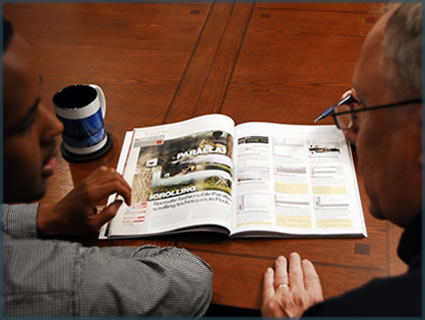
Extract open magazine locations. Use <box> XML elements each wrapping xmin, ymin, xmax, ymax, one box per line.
<box><xmin>99</xmin><ymin>114</ymin><xmax>367</xmax><ymax>239</ymax></box>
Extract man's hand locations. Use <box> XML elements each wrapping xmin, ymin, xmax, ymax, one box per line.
<box><xmin>341</xmin><ymin>89</ymin><xmax>358</xmax><ymax>145</ymax></box>
<box><xmin>261</xmin><ymin>252</ymin><xmax>324</xmax><ymax>318</ymax></box>
<box><xmin>38</xmin><ymin>166</ymin><xmax>132</xmax><ymax>237</ymax></box>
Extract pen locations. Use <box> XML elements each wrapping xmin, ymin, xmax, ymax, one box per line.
<box><xmin>314</xmin><ymin>94</ymin><xmax>355</xmax><ymax>123</ymax></box>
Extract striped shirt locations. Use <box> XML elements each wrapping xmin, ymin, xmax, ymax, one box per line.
<box><xmin>2</xmin><ymin>203</ymin><xmax>212</xmax><ymax>317</ymax></box>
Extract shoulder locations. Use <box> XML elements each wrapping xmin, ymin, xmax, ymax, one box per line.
<box><xmin>303</xmin><ymin>266</ymin><xmax>421</xmax><ymax>317</ymax></box>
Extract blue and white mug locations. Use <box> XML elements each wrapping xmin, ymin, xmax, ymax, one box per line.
<box><xmin>53</xmin><ymin>84</ymin><xmax>107</xmax><ymax>155</ymax></box>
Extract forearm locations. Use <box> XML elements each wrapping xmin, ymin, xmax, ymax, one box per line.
<box><xmin>80</xmin><ymin>245</ymin><xmax>213</xmax><ymax>317</ymax></box>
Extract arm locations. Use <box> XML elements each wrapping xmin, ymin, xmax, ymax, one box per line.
<box><xmin>3</xmin><ymin>238</ymin><xmax>212</xmax><ymax>317</ymax></box>
<box><xmin>79</xmin><ymin>245</ymin><xmax>213</xmax><ymax>317</ymax></box>
<box><xmin>3</xmin><ymin>166</ymin><xmax>131</xmax><ymax>239</ymax></box>
<box><xmin>261</xmin><ymin>252</ymin><xmax>323</xmax><ymax>318</ymax></box>
<box><xmin>37</xmin><ymin>166</ymin><xmax>132</xmax><ymax>237</ymax></box>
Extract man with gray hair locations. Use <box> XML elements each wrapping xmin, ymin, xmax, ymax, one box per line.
<box><xmin>261</xmin><ymin>3</ymin><xmax>422</xmax><ymax>317</ymax></box>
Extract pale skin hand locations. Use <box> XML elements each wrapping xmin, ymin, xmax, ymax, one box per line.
<box><xmin>261</xmin><ymin>252</ymin><xmax>324</xmax><ymax>318</ymax></box>
<box><xmin>38</xmin><ymin>166</ymin><xmax>132</xmax><ymax>237</ymax></box>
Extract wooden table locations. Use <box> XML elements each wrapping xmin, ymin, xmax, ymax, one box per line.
<box><xmin>5</xmin><ymin>2</ymin><xmax>407</xmax><ymax>312</ymax></box>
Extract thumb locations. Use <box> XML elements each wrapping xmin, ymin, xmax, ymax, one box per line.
<box><xmin>95</xmin><ymin>200</ymin><xmax>123</xmax><ymax>228</ymax></box>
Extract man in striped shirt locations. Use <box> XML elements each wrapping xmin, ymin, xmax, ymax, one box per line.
<box><xmin>2</xmin><ymin>18</ymin><xmax>212</xmax><ymax>317</ymax></box>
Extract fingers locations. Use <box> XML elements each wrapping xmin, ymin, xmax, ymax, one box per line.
<box><xmin>263</xmin><ymin>267</ymin><xmax>275</xmax><ymax>302</ymax></box>
<box><xmin>99</xmin><ymin>167</ymin><xmax>132</xmax><ymax>205</ymax></box>
<box><xmin>90</xmin><ymin>181</ymin><xmax>131</xmax><ymax>206</ymax></box>
<box><xmin>288</xmin><ymin>252</ymin><xmax>304</xmax><ymax>290</ymax></box>
<box><xmin>80</xmin><ymin>166</ymin><xmax>132</xmax><ymax>206</ymax></box>
<box><xmin>261</xmin><ymin>253</ymin><xmax>322</xmax><ymax>318</ymax></box>
<box><xmin>274</xmin><ymin>256</ymin><xmax>288</xmax><ymax>288</ymax></box>
<box><xmin>270</xmin><ymin>252</ymin><xmax>319</xmax><ymax>292</ymax></box>
<box><xmin>89</xmin><ymin>166</ymin><xmax>130</xmax><ymax>189</ymax></box>
<box><xmin>341</xmin><ymin>89</ymin><xmax>352</xmax><ymax>99</ymax></box>
<box><xmin>94</xmin><ymin>200</ymin><xmax>123</xmax><ymax>228</ymax></box>
<box><xmin>302</xmin><ymin>259</ymin><xmax>324</xmax><ymax>302</ymax></box>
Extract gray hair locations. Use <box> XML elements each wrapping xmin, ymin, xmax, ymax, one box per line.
<box><xmin>384</xmin><ymin>3</ymin><xmax>422</xmax><ymax>97</ymax></box>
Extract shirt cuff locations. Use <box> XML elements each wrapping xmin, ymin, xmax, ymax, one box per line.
<box><xmin>2</xmin><ymin>203</ymin><xmax>39</xmax><ymax>239</ymax></box>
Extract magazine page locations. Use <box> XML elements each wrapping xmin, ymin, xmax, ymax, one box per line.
<box><xmin>232</xmin><ymin>122</ymin><xmax>366</xmax><ymax>237</ymax></box>
<box><xmin>104</xmin><ymin>114</ymin><xmax>236</xmax><ymax>238</ymax></box>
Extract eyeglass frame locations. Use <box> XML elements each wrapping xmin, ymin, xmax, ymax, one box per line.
<box><xmin>330</xmin><ymin>94</ymin><xmax>422</xmax><ymax>130</ymax></box>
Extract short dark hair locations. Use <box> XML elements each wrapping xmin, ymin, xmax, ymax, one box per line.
<box><xmin>3</xmin><ymin>18</ymin><xmax>14</xmax><ymax>53</ymax></box>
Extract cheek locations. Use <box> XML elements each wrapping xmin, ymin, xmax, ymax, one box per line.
<box><xmin>355</xmin><ymin>121</ymin><xmax>377</xmax><ymax>176</ymax></box>
<box><xmin>4</xmin><ymin>134</ymin><xmax>43</xmax><ymax>187</ymax></box>
<box><xmin>354</xmin><ymin>119</ymin><xmax>385</xmax><ymax>200</ymax></box>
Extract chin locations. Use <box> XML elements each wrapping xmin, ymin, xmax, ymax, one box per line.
<box><xmin>4</xmin><ymin>183</ymin><xmax>46</xmax><ymax>204</ymax></box>
<box><xmin>370</xmin><ymin>210</ymin><xmax>385</xmax><ymax>221</ymax></box>
<box><xmin>19</xmin><ymin>191</ymin><xmax>46</xmax><ymax>203</ymax></box>
<box><xmin>31</xmin><ymin>182</ymin><xmax>48</xmax><ymax>202</ymax></box>
<box><xmin>368</xmin><ymin>201</ymin><xmax>386</xmax><ymax>221</ymax></box>
<box><xmin>29</xmin><ymin>189</ymin><xmax>47</xmax><ymax>202</ymax></box>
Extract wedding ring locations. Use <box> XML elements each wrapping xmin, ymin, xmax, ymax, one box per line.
<box><xmin>276</xmin><ymin>283</ymin><xmax>289</xmax><ymax>289</ymax></box>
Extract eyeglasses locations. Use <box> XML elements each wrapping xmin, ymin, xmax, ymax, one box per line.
<box><xmin>329</xmin><ymin>94</ymin><xmax>422</xmax><ymax>130</ymax></box>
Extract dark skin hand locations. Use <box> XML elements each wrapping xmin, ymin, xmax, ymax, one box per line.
<box><xmin>38</xmin><ymin>166</ymin><xmax>132</xmax><ymax>237</ymax></box>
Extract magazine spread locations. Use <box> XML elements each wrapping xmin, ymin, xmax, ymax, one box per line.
<box><xmin>99</xmin><ymin>114</ymin><xmax>367</xmax><ymax>239</ymax></box>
